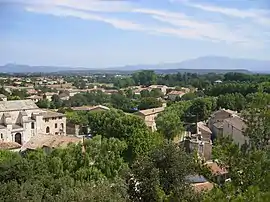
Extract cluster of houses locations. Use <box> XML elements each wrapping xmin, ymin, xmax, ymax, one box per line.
<box><xmin>182</xmin><ymin>108</ymin><xmax>247</xmax><ymax>162</ymax></box>
<box><xmin>0</xmin><ymin>97</ymin><xmax>247</xmax><ymax>193</ymax></box>
<box><xmin>0</xmin><ymin>76</ymin><xmax>243</xmax><ymax>193</ymax></box>
<box><xmin>1</xmin><ymin>74</ymin><xmax>193</xmax><ymax>106</ymax></box>
<box><xmin>131</xmin><ymin>106</ymin><xmax>246</xmax><ymax>191</ymax></box>
<box><xmin>132</xmin><ymin>85</ymin><xmax>190</xmax><ymax>101</ymax></box>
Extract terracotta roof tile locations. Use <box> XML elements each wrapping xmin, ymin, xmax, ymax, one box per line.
<box><xmin>205</xmin><ymin>161</ymin><xmax>228</xmax><ymax>175</ymax></box>
<box><xmin>136</xmin><ymin>107</ymin><xmax>164</xmax><ymax>116</ymax></box>
<box><xmin>167</xmin><ymin>90</ymin><xmax>185</xmax><ymax>95</ymax></box>
<box><xmin>0</xmin><ymin>141</ymin><xmax>21</xmax><ymax>150</ymax></box>
<box><xmin>192</xmin><ymin>182</ymin><xmax>214</xmax><ymax>192</ymax></box>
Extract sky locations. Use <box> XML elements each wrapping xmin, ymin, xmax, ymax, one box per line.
<box><xmin>0</xmin><ymin>0</ymin><xmax>270</xmax><ymax>68</ymax></box>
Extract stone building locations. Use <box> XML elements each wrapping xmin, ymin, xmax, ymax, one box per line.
<box><xmin>0</xmin><ymin>100</ymin><xmax>66</xmax><ymax>145</ymax></box>
<box><xmin>197</xmin><ymin>121</ymin><xmax>212</xmax><ymax>141</ymax></box>
<box><xmin>223</xmin><ymin>115</ymin><xmax>248</xmax><ymax>147</ymax></box>
<box><xmin>181</xmin><ymin>133</ymin><xmax>212</xmax><ymax>161</ymax></box>
<box><xmin>134</xmin><ymin>107</ymin><xmax>164</xmax><ymax>131</ymax></box>
<box><xmin>208</xmin><ymin>108</ymin><xmax>238</xmax><ymax>138</ymax></box>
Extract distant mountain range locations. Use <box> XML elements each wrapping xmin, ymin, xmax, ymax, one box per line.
<box><xmin>0</xmin><ymin>64</ymin><xmax>88</xmax><ymax>73</ymax></box>
<box><xmin>1</xmin><ymin>56</ymin><xmax>269</xmax><ymax>74</ymax></box>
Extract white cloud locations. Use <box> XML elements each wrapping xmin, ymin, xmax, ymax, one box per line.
<box><xmin>25</xmin><ymin>5</ymin><xmax>208</xmax><ymax>41</ymax></box>
<box><xmin>0</xmin><ymin>0</ymin><xmax>134</xmax><ymax>12</ymax></box>
<box><xmin>181</xmin><ymin>1</ymin><xmax>270</xmax><ymax>26</ymax></box>
<box><xmin>26</xmin><ymin>6</ymin><xmax>144</xmax><ymax>31</ymax></box>
<box><xmin>134</xmin><ymin>8</ymin><xmax>260</xmax><ymax>45</ymax></box>
<box><xmin>3</xmin><ymin>0</ymin><xmax>268</xmax><ymax>48</ymax></box>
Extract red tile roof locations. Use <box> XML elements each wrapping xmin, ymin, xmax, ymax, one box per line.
<box><xmin>205</xmin><ymin>161</ymin><xmax>228</xmax><ymax>175</ymax></box>
<box><xmin>167</xmin><ymin>90</ymin><xmax>185</xmax><ymax>95</ymax></box>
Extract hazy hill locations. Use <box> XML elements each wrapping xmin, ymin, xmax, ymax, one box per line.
<box><xmin>109</xmin><ymin>56</ymin><xmax>270</xmax><ymax>73</ymax></box>
<box><xmin>0</xmin><ymin>64</ymin><xmax>87</xmax><ymax>73</ymax></box>
<box><xmin>1</xmin><ymin>56</ymin><xmax>269</xmax><ymax>74</ymax></box>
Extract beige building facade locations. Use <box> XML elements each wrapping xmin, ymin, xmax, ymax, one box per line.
<box><xmin>0</xmin><ymin>100</ymin><xmax>66</xmax><ymax>145</ymax></box>
<box><xmin>134</xmin><ymin>107</ymin><xmax>164</xmax><ymax>131</ymax></box>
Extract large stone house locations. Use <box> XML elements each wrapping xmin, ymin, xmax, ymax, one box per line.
<box><xmin>208</xmin><ymin>109</ymin><xmax>238</xmax><ymax>138</ymax></box>
<box><xmin>208</xmin><ymin>108</ymin><xmax>249</xmax><ymax>147</ymax></box>
<box><xmin>134</xmin><ymin>107</ymin><xmax>164</xmax><ymax>131</ymax></box>
<box><xmin>223</xmin><ymin>115</ymin><xmax>248</xmax><ymax>147</ymax></box>
<box><xmin>0</xmin><ymin>100</ymin><xmax>66</xmax><ymax>145</ymax></box>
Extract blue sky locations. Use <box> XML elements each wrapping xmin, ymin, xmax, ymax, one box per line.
<box><xmin>0</xmin><ymin>0</ymin><xmax>270</xmax><ymax>68</ymax></box>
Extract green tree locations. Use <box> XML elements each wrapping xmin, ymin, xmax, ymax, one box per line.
<box><xmin>188</xmin><ymin>97</ymin><xmax>216</xmax><ymax>122</ymax></box>
<box><xmin>88</xmin><ymin>110</ymin><xmax>160</xmax><ymax>162</ymax></box>
<box><xmin>51</xmin><ymin>94</ymin><xmax>63</xmax><ymax>109</ymax></box>
<box><xmin>156</xmin><ymin>110</ymin><xmax>184</xmax><ymax>140</ymax></box>
<box><xmin>0</xmin><ymin>136</ymin><xmax>129</xmax><ymax>201</ymax></box>
<box><xmin>140</xmin><ymin>89</ymin><xmax>150</xmax><ymax>97</ymax></box>
<box><xmin>150</xmin><ymin>88</ymin><xmax>164</xmax><ymax>98</ymax></box>
<box><xmin>138</xmin><ymin>97</ymin><xmax>162</xmax><ymax>110</ymax></box>
<box><xmin>132</xmin><ymin>70</ymin><xmax>157</xmax><ymax>86</ymax></box>
<box><xmin>128</xmin><ymin>142</ymin><xmax>201</xmax><ymax>201</ymax></box>
<box><xmin>36</xmin><ymin>98</ymin><xmax>50</xmax><ymax>108</ymax></box>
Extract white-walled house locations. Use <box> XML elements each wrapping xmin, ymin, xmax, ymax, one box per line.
<box><xmin>0</xmin><ymin>100</ymin><xmax>66</xmax><ymax>145</ymax></box>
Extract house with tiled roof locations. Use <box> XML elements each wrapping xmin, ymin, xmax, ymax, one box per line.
<box><xmin>205</xmin><ymin>161</ymin><xmax>229</xmax><ymax>184</ymax></box>
<box><xmin>134</xmin><ymin>107</ymin><xmax>164</xmax><ymax>131</ymax></box>
<box><xmin>223</xmin><ymin>115</ymin><xmax>248</xmax><ymax>147</ymax></box>
<box><xmin>71</xmin><ymin>105</ymin><xmax>109</xmax><ymax>112</ymax></box>
<box><xmin>208</xmin><ymin>108</ymin><xmax>238</xmax><ymax>138</ymax></box>
<box><xmin>0</xmin><ymin>141</ymin><xmax>21</xmax><ymax>151</ymax></box>
<box><xmin>20</xmin><ymin>134</ymin><xmax>82</xmax><ymax>153</ymax></box>
<box><xmin>197</xmin><ymin>121</ymin><xmax>212</xmax><ymax>141</ymax></box>
<box><xmin>167</xmin><ymin>90</ymin><xmax>186</xmax><ymax>101</ymax></box>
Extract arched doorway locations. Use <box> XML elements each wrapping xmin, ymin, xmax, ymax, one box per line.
<box><xmin>46</xmin><ymin>126</ymin><xmax>50</xmax><ymax>133</ymax></box>
<box><xmin>15</xmin><ymin>133</ymin><xmax>22</xmax><ymax>145</ymax></box>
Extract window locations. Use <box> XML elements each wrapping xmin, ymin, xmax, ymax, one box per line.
<box><xmin>60</xmin><ymin>123</ymin><xmax>64</xmax><ymax>130</ymax></box>
<box><xmin>31</xmin><ymin>122</ymin><xmax>35</xmax><ymax>129</ymax></box>
<box><xmin>0</xmin><ymin>133</ymin><xmax>3</xmax><ymax>139</ymax></box>
<box><xmin>46</xmin><ymin>126</ymin><xmax>50</xmax><ymax>133</ymax></box>
<box><xmin>55</xmin><ymin>123</ymin><xmax>57</xmax><ymax>128</ymax></box>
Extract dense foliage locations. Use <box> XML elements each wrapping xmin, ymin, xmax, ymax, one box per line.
<box><xmin>2</xmin><ymin>71</ymin><xmax>270</xmax><ymax>201</ymax></box>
